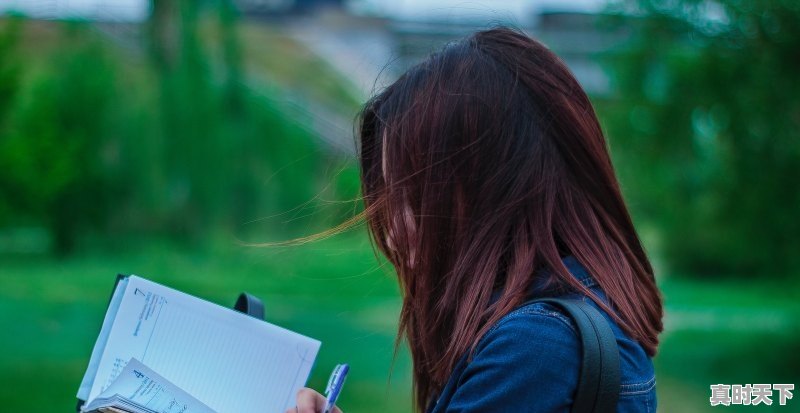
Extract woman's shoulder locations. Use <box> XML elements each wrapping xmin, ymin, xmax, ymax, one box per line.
<box><xmin>488</xmin><ymin>300</ymin><xmax>579</xmax><ymax>336</ymax></box>
<box><xmin>486</xmin><ymin>294</ymin><xmax>656</xmax><ymax>380</ymax></box>
<box><xmin>475</xmin><ymin>296</ymin><xmax>657</xmax><ymax>411</ymax></box>
<box><xmin>513</xmin><ymin>255</ymin><xmax>657</xmax><ymax>381</ymax></box>
<box><xmin>430</xmin><ymin>301</ymin><xmax>584</xmax><ymax>413</ymax></box>
<box><xmin>476</xmin><ymin>257</ymin><xmax>658</xmax><ymax>411</ymax></box>
<box><xmin>430</xmin><ymin>258</ymin><xmax>657</xmax><ymax>413</ymax></box>
<box><xmin>479</xmin><ymin>300</ymin><xmax>581</xmax><ymax>357</ymax></box>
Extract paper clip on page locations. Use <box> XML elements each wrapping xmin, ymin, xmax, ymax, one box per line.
<box><xmin>323</xmin><ymin>364</ymin><xmax>349</xmax><ymax>413</ymax></box>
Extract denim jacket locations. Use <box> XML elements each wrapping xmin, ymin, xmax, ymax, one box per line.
<box><xmin>427</xmin><ymin>256</ymin><xmax>657</xmax><ymax>413</ymax></box>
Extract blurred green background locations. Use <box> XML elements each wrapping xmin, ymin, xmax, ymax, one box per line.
<box><xmin>0</xmin><ymin>0</ymin><xmax>798</xmax><ymax>412</ymax></box>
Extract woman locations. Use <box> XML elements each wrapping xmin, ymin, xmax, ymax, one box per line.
<box><xmin>288</xmin><ymin>27</ymin><xmax>663</xmax><ymax>413</ymax></box>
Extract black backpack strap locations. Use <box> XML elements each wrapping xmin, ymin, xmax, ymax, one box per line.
<box><xmin>527</xmin><ymin>298</ymin><xmax>621</xmax><ymax>413</ymax></box>
<box><xmin>234</xmin><ymin>292</ymin><xmax>265</xmax><ymax>320</ymax></box>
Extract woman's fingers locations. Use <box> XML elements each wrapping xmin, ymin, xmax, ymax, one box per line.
<box><xmin>286</xmin><ymin>387</ymin><xmax>342</xmax><ymax>413</ymax></box>
<box><xmin>296</xmin><ymin>387</ymin><xmax>325</xmax><ymax>413</ymax></box>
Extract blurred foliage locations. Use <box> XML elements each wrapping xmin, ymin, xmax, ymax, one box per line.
<box><xmin>0</xmin><ymin>17</ymin><xmax>22</xmax><ymax>228</ymax></box>
<box><xmin>0</xmin><ymin>22</ymin><xmax>121</xmax><ymax>254</ymax></box>
<box><xmin>0</xmin><ymin>0</ymin><xmax>796</xmax><ymax>275</ymax></box>
<box><xmin>0</xmin><ymin>1</ymin><xmax>358</xmax><ymax>255</ymax></box>
<box><xmin>601</xmin><ymin>0</ymin><xmax>800</xmax><ymax>277</ymax></box>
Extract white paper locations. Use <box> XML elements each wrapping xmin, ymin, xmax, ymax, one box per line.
<box><xmin>84</xmin><ymin>276</ymin><xmax>320</xmax><ymax>413</ymax></box>
<box><xmin>84</xmin><ymin>358</ymin><xmax>217</xmax><ymax>413</ymax></box>
<box><xmin>78</xmin><ymin>277</ymin><xmax>130</xmax><ymax>401</ymax></box>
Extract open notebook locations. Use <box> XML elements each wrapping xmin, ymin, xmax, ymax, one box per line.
<box><xmin>77</xmin><ymin>275</ymin><xmax>321</xmax><ymax>413</ymax></box>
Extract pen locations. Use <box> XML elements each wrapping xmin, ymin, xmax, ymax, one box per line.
<box><xmin>323</xmin><ymin>364</ymin><xmax>349</xmax><ymax>413</ymax></box>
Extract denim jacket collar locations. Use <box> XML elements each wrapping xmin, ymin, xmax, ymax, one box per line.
<box><xmin>488</xmin><ymin>255</ymin><xmax>597</xmax><ymax>305</ymax></box>
<box><xmin>529</xmin><ymin>255</ymin><xmax>598</xmax><ymax>295</ymax></box>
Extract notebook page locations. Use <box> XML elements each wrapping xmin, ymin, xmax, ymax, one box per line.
<box><xmin>78</xmin><ymin>277</ymin><xmax>130</xmax><ymax>401</ymax></box>
<box><xmin>84</xmin><ymin>358</ymin><xmax>216</xmax><ymax>413</ymax></box>
<box><xmin>86</xmin><ymin>276</ymin><xmax>320</xmax><ymax>413</ymax></box>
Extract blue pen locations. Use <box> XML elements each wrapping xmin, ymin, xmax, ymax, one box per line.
<box><xmin>323</xmin><ymin>364</ymin><xmax>349</xmax><ymax>413</ymax></box>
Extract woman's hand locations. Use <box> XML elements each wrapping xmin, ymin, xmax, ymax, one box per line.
<box><xmin>284</xmin><ymin>387</ymin><xmax>343</xmax><ymax>413</ymax></box>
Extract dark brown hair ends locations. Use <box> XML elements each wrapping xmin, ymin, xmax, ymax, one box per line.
<box><xmin>357</xmin><ymin>27</ymin><xmax>663</xmax><ymax>412</ymax></box>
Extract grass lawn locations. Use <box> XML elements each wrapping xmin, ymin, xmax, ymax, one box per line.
<box><xmin>0</xmin><ymin>233</ymin><xmax>411</xmax><ymax>413</ymax></box>
<box><xmin>0</xmin><ymin>233</ymin><xmax>798</xmax><ymax>412</ymax></box>
<box><xmin>656</xmin><ymin>276</ymin><xmax>800</xmax><ymax>412</ymax></box>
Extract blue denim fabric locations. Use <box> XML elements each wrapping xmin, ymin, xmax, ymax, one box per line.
<box><xmin>427</xmin><ymin>256</ymin><xmax>657</xmax><ymax>413</ymax></box>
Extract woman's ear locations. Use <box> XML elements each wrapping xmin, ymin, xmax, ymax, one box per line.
<box><xmin>383</xmin><ymin>192</ymin><xmax>418</xmax><ymax>271</ymax></box>
<box><xmin>402</xmin><ymin>199</ymin><xmax>418</xmax><ymax>269</ymax></box>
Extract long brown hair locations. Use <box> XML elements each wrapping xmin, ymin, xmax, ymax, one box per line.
<box><xmin>357</xmin><ymin>27</ymin><xmax>663</xmax><ymax>411</ymax></box>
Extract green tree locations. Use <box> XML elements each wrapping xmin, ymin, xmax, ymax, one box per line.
<box><xmin>0</xmin><ymin>3</ymin><xmax>348</xmax><ymax>254</ymax></box>
<box><xmin>603</xmin><ymin>0</ymin><xmax>800</xmax><ymax>276</ymax></box>
<box><xmin>0</xmin><ymin>17</ymin><xmax>23</xmax><ymax>225</ymax></box>
<box><xmin>144</xmin><ymin>0</ymin><xmax>330</xmax><ymax>241</ymax></box>
<box><xmin>0</xmin><ymin>23</ymin><xmax>121</xmax><ymax>254</ymax></box>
